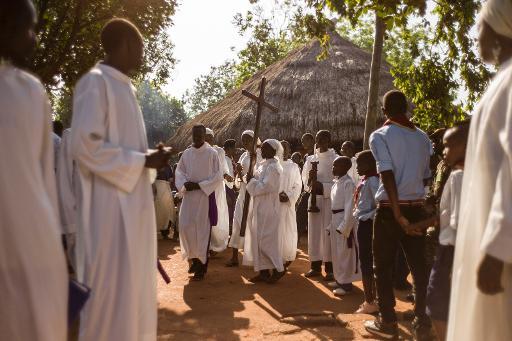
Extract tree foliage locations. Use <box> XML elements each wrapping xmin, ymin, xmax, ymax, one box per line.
<box><xmin>137</xmin><ymin>81</ymin><xmax>188</xmax><ymax>147</ymax></box>
<box><xmin>296</xmin><ymin>0</ymin><xmax>491</xmax><ymax>130</ymax></box>
<box><xmin>32</xmin><ymin>0</ymin><xmax>178</xmax><ymax>89</ymax></box>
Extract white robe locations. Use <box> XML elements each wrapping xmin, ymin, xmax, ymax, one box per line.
<box><xmin>244</xmin><ymin>159</ymin><xmax>284</xmax><ymax>272</ymax></box>
<box><xmin>447</xmin><ymin>59</ymin><xmax>512</xmax><ymax>341</ymax></box>
<box><xmin>0</xmin><ymin>64</ymin><xmax>68</xmax><ymax>341</ymax></box>
<box><xmin>70</xmin><ymin>63</ymin><xmax>156</xmax><ymax>341</ymax></box>
<box><xmin>229</xmin><ymin>150</ymin><xmax>261</xmax><ymax>249</ymax></box>
<box><xmin>154</xmin><ymin>179</ymin><xmax>174</xmax><ymax>230</ymax></box>
<box><xmin>330</xmin><ymin>175</ymin><xmax>361</xmax><ymax>284</ymax></box>
<box><xmin>225</xmin><ymin>154</ymin><xmax>235</xmax><ymax>189</ymax></box>
<box><xmin>210</xmin><ymin>145</ymin><xmax>230</xmax><ymax>252</ymax></box>
<box><xmin>175</xmin><ymin>143</ymin><xmax>222</xmax><ymax>264</ymax></box>
<box><xmin>302</xmin><ymin>149</ymin><xmax>338</xmax><ymax>262</ymax></box>
<box><xmin>348</xmin><ymin>157</ymin><xmax>360</xmax><ymax>185</ymax></box>
<box><xmin>279</xmin><ymin>159</ymin><xmax>302</xmax><ymax>262</ymax></box>
<box><xmin>57</xmin><ymin>128</ymin><xmax>80</xmax><ymax>268</ymax></box>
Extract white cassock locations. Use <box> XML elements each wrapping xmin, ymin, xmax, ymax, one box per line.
<box><xmin>225</xmin><ymin>154</ymin><xmax>235</xmax><ymax>189</ymax></box>
<box><xmin>209</xmin><ymin>145</ymin><xmax>230</xmax><ymax>252</ymax></box>
<box><xmin>175</xmin><ymin>143</ymin><xmax>222</xmax><ymax>264</ymax></box>
<box><xmin>302</xmin><ymin>149</ymin><xmax>338</xmax><ymax>263</ymax></box>
<box><xmin>348</xmin><ymin>157</ymin><xmax>359</xmax><ymax>185</ymax></box>
<box><xmin>279</xmin><ymin>159</ymin><xmax>302</xmax><ymax>262</ymax></box>
<box><xmin>229</xmin><ymin>149</ymin><xmax>261</xmax><ymax>249</ymax></box>
<box><xmin>244</xmin><ymin>158</ymin><xmax>284</xmax><ymax>272</ymax></box>
<box><xmin>70</xmin><ymin>63</ymin><xmax>157</xmax><ymax>341</ymax></box>
<box><xmin>57</xmin><ymin>128</ymin><xmax>80</xmax><ymax>268</ymax></box>
<box><xmin>0</xmin><ymin>64</ymin><xmax>68</xmax><ymax>341</ymax></box>
<box><xmin>330</xmin><ymin>175</ymin><xmax>361</xmax><ymax>284</ymax></box>
<box><xmin>447</xmin><ymin>58</ymin><xmax>512</xmax><ymax>341</ymax></box>
<box><xmin>154</xmin><ymin>178</ymin><xmax>174</xmax><ymax>231</ymax></box>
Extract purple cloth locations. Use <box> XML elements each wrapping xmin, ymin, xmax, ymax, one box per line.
<box><xmin>209</xmin><ymin>192</ymin><xmax>218</xmax><ymax>227</ymax></box>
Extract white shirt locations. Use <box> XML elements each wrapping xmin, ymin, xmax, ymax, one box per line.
<box><xmin>438</xmin><ymin>169</ymin><xmax>463</xmax><ymax>246</ymax></box>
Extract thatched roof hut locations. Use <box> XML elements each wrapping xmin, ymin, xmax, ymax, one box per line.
<box><xmin>168</xmin><ymin>33</ymin><xmax>395</xmax><ymax>150</ymax></box>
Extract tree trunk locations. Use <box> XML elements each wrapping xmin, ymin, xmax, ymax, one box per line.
<box><xmin>363</xmin><ymin>13</ymin><xmax>385</xmax><ymax>149</ymax></box>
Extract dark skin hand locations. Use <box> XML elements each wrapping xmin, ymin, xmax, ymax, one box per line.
<box><xmin>279</xmin><ymin>192</ymin><xmax>289</xmax><ymax>202</ymax></box>
<box><xmin>477</xmin><ymin>254</ymin><xmax>505</xmax><ymax>295</ymax></box>
<box><xmin>224</xmin><ymin>174</ymin><xmax>234</xmax><ymax>182</ymax></box>
<box><xmin>380</xmin><ymin>170</ymin><xmax>410</xmax><ymax>229</ymax></box>
<box><xmin>184</xmin><ymin>182</ymin><xmax>200</xmax><ymax>191</ymax></box>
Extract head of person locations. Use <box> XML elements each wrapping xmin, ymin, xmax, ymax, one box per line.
<box><xmin>443</xmin><ymin>121</ymin><xmax>470</xmax><ymax>168</ymax></box>
<box><xmin>340</xmin><ymin>141</ymin><xmax>356</xmax><ymax>158</ymax></box>
<box><xmin>430</xmin><ymin>128</ymin><xmax>447</xmax><ymax>157</ymax></box>
<box><xmin>301</xmin><ymin>133</ymin><xmax>315</xmax><ymax>151</ymax></box>
<box><xmin>0</xmin><ymin>0</ymin><xmax>37</xmax><ymax>67</ymax></box>
<box><xmin>223</xmin><ymin>139</ymin><xmax>236</xmax><ymax>157</ymax></box>
<box><xmin>241</xmin><ymin>130</ymin><xmax>255</xmax><ymax>150</ymax></box>
<box><xmin>291</xmin><ymin>152</ymin><xmax>302</xmax><ymax>166</ymax></box>
<box><xmin>205</xmin><ymin>128</ymin><xmax>214</xmax><ymax>145</ymax></box>
<box><xmin>478</xmin><ymin>0</ymin><xmax>512</xmax><ymax>66</ymax></box>
<box><xmin>382</xmin><ymin>90</ymin><xmax>408</xmax><ymax>119</ymax></box>
<box><xmin>315</xmin><ymin>130</ymin><xmax>331</xmax><ymax>151</ymax></box>
<box><xmin>101</xmin><ymin>18</ymin><xmax>144</xmax><ymax>75</ymax></box>
<box><xmin>332</xmin><ymin>156</ymin><xmax>352</xmax><ymax>178</ymax></box>
<box><xmin>192</xmin><ymin>124</ymin><xmax>206</xmax><ymax>148</ymax></box>
<box><xmin>261</xmin><ymin>140</ymin><xmax>277</xmax><ymax>160</ymax></box>
<box><xmin>355</xmin><ymin>150</ymin><xmax>377</xmax><ymax>177</ymax></box>
<box><xmin>281</xmin><ymin>140</ymin><xmax>291</xmax><ymax>161</ymax></box>
<box><xmin>53</xmin><ymin>120</ymin><xmax>64</xmax><ymax>137</ymax></box>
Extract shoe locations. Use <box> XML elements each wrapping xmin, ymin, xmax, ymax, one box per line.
<box><xmin>394</xmin><ymin>281</ymin><xmax>413</xmax><ymax>291</ymax></box>
<box><xmin>333</xmin><ymin>287</ymin><xmax>351</xmax><ymax>296</ymax></box>
<box><xmin>209</xmin><ymin>250</ymin><xmax>218</xmax><ymax>257</ymax></box>
<box><xmin>327</xmin><ymin>281</ymin><xmax>340</xmax><ymax>288</ymax></box>
<box><xmin>191</xmin><ymin>271</ymin><xmax>205</xmax><ymax>281</ymax></box>
<box><xmin>413</xmin><ymin>324</ymin><xmax>434</xmax><ymax>341</ymax></box>
<box><xmin>364</xmin><ymin>318</ymin><xmax>398</xmax><ymax>340</ymax></box>
<box><xmin>248</xmin><ymin>271</ymin><xmax>271</xmax><ymax>283</ymax></box>
<box><xmin>188</xmin><ymin>261</ymin><xmax>200</xmax><ymax>274</ymax></box>
<box><xmin>225</xmin><ymin>259</ymin><xmax>239</xmax><ymax>267</ymax></box>
<box><xmin>356</xmin><ymin>301</ymin><xmax>379</xmax><ymax>314</ymax></box>
<box><xmin>405</xmin><ymin>293</ymin><xmax>415</xmax><ymax>303</ymax></box>
<box><xmin>266</xmin><ymin>271</ymin><xmax>285</xmax><ymax>284</ymax></box>
<box><xmin>323</xmin><ymin>273</ymin><xmax>334</xmax><ymax>281</ymax></box>
<box><xmin>304</xmin><ymin>269</ymin><xmax>321</xmax><ymax>278</ymax></box>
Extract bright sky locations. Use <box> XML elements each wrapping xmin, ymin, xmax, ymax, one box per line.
<box><xmin>164</xmin><ymin>0</ymin><xmax>269</xmax><ymax>99</ymax></box>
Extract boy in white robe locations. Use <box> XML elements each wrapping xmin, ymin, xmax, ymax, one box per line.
<box><xmin>279</xmin><ymin>141</ymin><xmax>302</xmax><ymax>267</ymax></box>
<box><xmin>303</xmin><ymin>130</ymin><xmax>337</xmax><ymax>280</ymax></box>
<box><xmin>205</xmin><ymin>128</ymin><xmax>230</xmax><ymax>254</ymax></box>
<box><xmin>340</xmin><ymin>141</ymin><xmax>360</xmax><ymax>185</ymax></box>
<box><xmin>70</xmin><ymin>19</ymin><xmax>172</xmax><ymax>341</ymax></box>
<box><xmin>223</xmin><ymin>139</ymin><xmax>237</xmax><ymax>233</ymax></box>
<box><xmin>447</xmin><ymin>3</ymin><xmax>512</xmax><ymax>340</ymax></box>
<box><xmin>226</xmin><ymin>130</ymin><xmax>261</xmax><ymax>267</ymax></box>
<box><xmin>329</xmin><ymin>156</ymin><xmax>361</xmax><ymax>296</ymax></box>
<box><xmin>0</xmin><ymin>2</ymin><xmax>68</xmax><ymax>339</ymax></box>
<box><xmin>245</xmin><ymin>139</ymin><xmax>285</xmax><ymax>283</ymax></box>
<box><xmin>175</xmin><ymin>125</ymin><xmax>222</xmax><ymax>280</ymax></box>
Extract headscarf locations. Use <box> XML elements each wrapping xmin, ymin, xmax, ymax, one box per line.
<box><xmin>241</xmin><ymin>130</ymin><xmax>262</xmax><ymax>146</ymax></box>
<box><xmin>205</xmin><ymin>128</ymin><xmax>214</xmax><ymax>137</ymax></box>
<box><xmin>263</xmin><ymin>139</ymin><xmax>284</xmax><ymax>167</ymax></box>
<box><xmin>481</xmin><ymin>0</ymin><xmax>512</xmax><ymax>40</ymax></box>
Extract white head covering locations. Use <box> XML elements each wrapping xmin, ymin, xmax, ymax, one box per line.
<box><xmin>481</xmin><ymin>0</ymin><xmax>512</xmax><ymax>39</ymax></box>
<box><xmin>264</xmin><ymin>139</ymin><xmax>284</xmax><ymax>161</ymax></box>
<box><xmin>241</xmin><ymin>130</ymin><xmax>262</xmax><ymax>146</ymax></box>
<box><xmin>205</xmin><ymin>128</ymin><xmax>214</xmax><ymax>137</ymax></box>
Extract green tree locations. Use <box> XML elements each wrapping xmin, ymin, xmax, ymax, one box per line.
<box><xmin>32</xmin><ymin>0</ymin><xmax>178</xmax><ymax>89</ymax></box>
<box><xmin>137</xmin><ymin>81</ymin><xmax>188</xmax><ymax>147</ymax></box>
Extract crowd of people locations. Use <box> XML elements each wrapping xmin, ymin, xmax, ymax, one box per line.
<box><xmin>1</xmin><ymin>0</ymin><xmax>511</xmax><ymax>341</ymax></box>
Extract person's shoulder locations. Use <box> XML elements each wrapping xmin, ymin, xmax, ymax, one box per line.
<box><xmin>75</xmin><ymin>66</ymin><xmax>105</xmax><ymax>90</ymax></box>
<box><xmin>450</xmin><ymin>169</ymin><xmax>464</xmax><ymax>183</ymax></box>
<box><xmin>369</xmin><ymin>126</ymin><xmax>390</xmax><ymax>143</ymax></box>
<box><xmin>6</xmin><ymin>66</ymin><xmax>47</xmax><ymax>98</ymax></box>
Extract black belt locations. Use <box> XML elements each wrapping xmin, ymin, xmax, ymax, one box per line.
<box><xmin>332</xmin><ymin>209</ymin><xmax>344</xmax><ymax>214</ymax></box>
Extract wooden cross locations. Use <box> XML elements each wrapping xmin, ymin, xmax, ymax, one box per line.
<box><xmin>239</xmin><ymin>77</ymin><xmax>279</xmax><ymax>237</ymax></box>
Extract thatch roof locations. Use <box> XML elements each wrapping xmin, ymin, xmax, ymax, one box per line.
<box><xmin>168</xmin><ymin>32</ymin><xmax>395</xmax><ymax>150</ymax></box>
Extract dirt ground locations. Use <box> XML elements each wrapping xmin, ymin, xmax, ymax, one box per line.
<box><xmin>157</xmin><ymin>236</ymin><xmax>416</xmax><ymax>340</ymax></box>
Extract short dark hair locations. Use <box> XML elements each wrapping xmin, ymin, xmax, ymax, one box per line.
<box><xmin>301</xmin><ymin>133</ymin><xmax>314</xmax><ymax>140</ymax></box>
<box><xmin>101</xmin><ymin>18</ymin><xmax>142</xmax><ymax>54</ymax></box>
<box><xmin>316</xmin><ymin>130</ymin><xmax>331</xmax><ymax>142</ymax></box>
<box><xmin>356</xmin><ymin>150</ymin><xmax>376</xmax><ymax>164</ymax></box>
<box><xmin>383</xmin><ymin>90</ymin><xmax>408</xmax><ymax>117</ymax></box>
<box><xmin>445</xmin><ymin>120</ymin><xmax>470</xmax><ymax>146</ymax></box>
<box><xmin>223</xmin><ymin>139</ymin><xmax>236</xmax><ymax>149</ymax></box>
<box><xmin>335</xmin><ymin>156</ymin><xmax>352</xmax><ymax>169</ymax></box>
<box><xmin>192</xmin><ymin>124</ymin><xmax>206</xmax><ymax>133</ymax></box>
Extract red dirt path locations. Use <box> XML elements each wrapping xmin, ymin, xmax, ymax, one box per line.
<box><xmin>157</xmin><ymin>237</ymin><xmax>415</xmax><ymax>340</ymax></box>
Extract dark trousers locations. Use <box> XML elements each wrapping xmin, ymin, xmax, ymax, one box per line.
<box><xmin>373</xmin><ymin>206</ymin><xmax>430</xmax><ymax>325</ymax></box>
<box><xmin>394</xmin><ymin>247</ymin><xmax>411</xmax><ymax>286</ymax></box>
<box><xmin>225</xmin><ymin>185</ymin><xmax>237</xmax><ymax>235</ymax></box>
<box><xmin>357</xmin><ymin>219</ymin><xmax>375</xmax><ymax>303</ymax></box>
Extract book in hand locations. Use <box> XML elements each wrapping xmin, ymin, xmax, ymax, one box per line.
<box><xmin>68</xmin><ymin>279</ymin><xmax>91</xmax><ymax>326</ymax></box>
